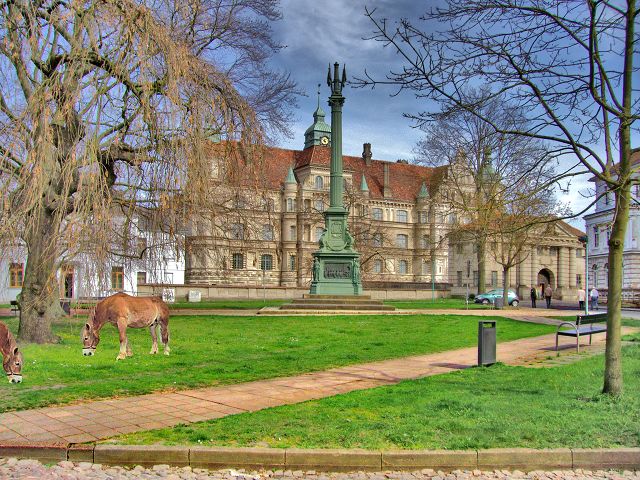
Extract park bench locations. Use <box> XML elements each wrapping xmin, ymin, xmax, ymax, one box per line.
<box><xmin>555</xmin><ymin>313</ymin><xmax>608</xmax><ymax>353</ymax></box>
<box><xmin>10</xmin><ymin>300</ymin><xmax>19</xmax><ymax>316</ymax></box>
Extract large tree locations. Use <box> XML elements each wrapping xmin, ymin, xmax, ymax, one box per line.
<box><xmin>415</xmin><ymin>88</ymin><xmax>557</xmax><ymax>295</ymax></box>
<box><xmin>359</xmin><ymin>0</ymin><xmax>638</xmax><ymax>395</ymax></box>
<box><xmin>0</xmin><ymin>0</ymin><xmax>298</xmax><ymax>343</ymax></box>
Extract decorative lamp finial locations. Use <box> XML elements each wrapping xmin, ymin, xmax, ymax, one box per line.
<box><xmin>317</xmin><ymin>83</ymin><xmax>321</xmax><ymax>108</ymax></box>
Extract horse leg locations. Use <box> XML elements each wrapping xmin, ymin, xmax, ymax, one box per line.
<box><xmin>160</xmin><ymin>319</ymin><xmax>170</xmax><ymax>356</ymax></box>
<box><xmin>126</xmin><ymin>338</ymin><xmax>133</xmax><ymax>357</ymax></box>
<box><xmin>149</xmin><ymin>323</ymin><xmax>158</xmax><ymax>355</ymax></box>
<box><xmin>116</xmin><ymin>318</ymin><xmax>128</xmax><ymax>360</ymax></box>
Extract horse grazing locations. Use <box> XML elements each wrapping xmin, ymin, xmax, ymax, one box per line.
<box><xmin>0</xmin><ymin>321</ymin><xmax>23</xmax><ymax>383</ymax></box>
<box><xmin>81</xmin><ymin>293</ymin><xmax>170</xmax><ymax>360</ymax></box>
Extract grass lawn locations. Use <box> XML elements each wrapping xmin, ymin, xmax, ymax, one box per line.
<box><xmin>169</xmin><ymin>299</ymin><xmax>287</xmax><ymax>310</ymax></box>
<box><xmin>0</xmin><ymin>314</ymin><xmax>553</xmax><ymax>413</ymax></box>
<box><xmin>385</xmin><ymin>298</ymin><xmax>489</xmax><ymax>310</ymax></box>
<box><xmin>115</xmin><ymin>345</ymin><xmax>640</xmax><ymax>450</ymax></box>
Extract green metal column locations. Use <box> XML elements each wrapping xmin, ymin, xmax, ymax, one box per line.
<box><xmin>328</xmin><ymin>62</ymin><xmax>346</xmax><ymax>211</ymax></box>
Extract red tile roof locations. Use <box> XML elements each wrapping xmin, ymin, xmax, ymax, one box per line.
<box><xmin>205</xmin><ymin>142</ymin><xmax>446</xmax><ymax>201</ymax></box>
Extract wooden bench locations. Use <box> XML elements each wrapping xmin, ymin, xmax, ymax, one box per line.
<box><xmin>555</xmin><ymin>313</ymin><xmax>607</xmax><ymax>353</ymax></box>
<box><xmin>9</xmin><ymin>300</ymin><xmax>19</xmax><ymax>316</ymax></box>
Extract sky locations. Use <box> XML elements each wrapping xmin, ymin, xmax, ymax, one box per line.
<box><xmin>266</xmin><ymin>0</ymin><xmax>593</xmax><ymax>229</ymax></box>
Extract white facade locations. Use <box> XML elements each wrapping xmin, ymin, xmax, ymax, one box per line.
<box><xmin>583</xmin><ymin>176</ymin><xmax>640</xmax><ymax>299</ymax></box>
<box><xmin>0</xmin><ymin>232</ymin><xmax>184</xmax><ymax>303</ymax></box>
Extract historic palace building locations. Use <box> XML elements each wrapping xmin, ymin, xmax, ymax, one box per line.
<box><xmin>184</xmin><ymin>105</ymin><xmax>586</xmax><ymax>299</ymax></box>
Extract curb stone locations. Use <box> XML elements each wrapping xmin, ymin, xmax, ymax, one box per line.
<box><xmin>0</xmin><ymin>445</ymin><xmax>639</xmax><ymax>472</ymax></box>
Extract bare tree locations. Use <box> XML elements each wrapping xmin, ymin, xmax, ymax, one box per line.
<box><xmin>0</xmin><ymin>0</ymin><xmax>298</xmax><ymax>343</ymax></box>
<box><xmin>358</xmin><ymin>0</ymin><xmax>638</xmax><ymax>395</ymax></box>
<box><xmin>416</xmin><ymin>88</ymin><xmax>557</xmax><ymax>294</ymax></box>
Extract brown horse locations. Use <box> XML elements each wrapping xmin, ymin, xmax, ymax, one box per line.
<box><xmin>81</xmin><ymin>293</ymin><xmax>170</xmax><ymax>360</ymax></box>
<box><xmin>0</xmin><ymin>321</ymin><xmax>23</xmax><ymax>383</ymax></box>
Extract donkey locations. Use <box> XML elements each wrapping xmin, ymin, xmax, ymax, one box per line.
<box><xmin>0</xmin><ymin>321</ymin><xmax>23</xmax><ymax>383</ymax></box>
<box><xmin>81</xmin><ymin>293</ymin><xmax>170</xmax><ymax>360</ymax></box>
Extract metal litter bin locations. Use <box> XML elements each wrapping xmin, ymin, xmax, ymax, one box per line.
<box><xmin>478</xmin><ymin>320</ymin><xmax>497</xmax><ymax>366</ymax></box>
<box><xmin>493</xmin><ymin>297</ymin><xmax>504</xmax><ymax>309</ymax></box>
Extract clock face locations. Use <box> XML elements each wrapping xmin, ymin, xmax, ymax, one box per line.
<box><xmin>320</xmin><ymin>136</ymin><xmax>329</xmax><ymax>145</ymax></box>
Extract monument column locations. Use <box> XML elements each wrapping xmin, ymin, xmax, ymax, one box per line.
<box><xmin>309</xmin><ymin>63</ymin><xmax>363</xmax><ymax>295</ymax></box>
<box><xmin>558</xmin><ymin>246</ymin><xmax>567</xmax><ymax>288</ymax></box>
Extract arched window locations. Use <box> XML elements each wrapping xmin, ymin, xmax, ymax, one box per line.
<box><xmin>314</xmin><ymin>176</ymin><xmax>323</xmax><ymax>189</ymax></box>
<box><xmin>420</xmin><ymin>236</ymin><xmax>429</xmax><ymax>249</ymax></box>
<box><xmin>286</xmin><ymin>198</ymin><xmax>295</xmax><ymax>212</ymax></box>
<box><xmin>396</xmin><ymin>234</ymin><xmax>408</xmax><ymax>248</ymax></box>
<box><xmin>592</xmin><ymin>264</ymin><xmax>598</xmax><ymax>288</ymax></box>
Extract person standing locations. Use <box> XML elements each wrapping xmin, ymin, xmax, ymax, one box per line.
<box><xmin>530</xmin><ymin>286</ymin><xmax>537</xmax><ymax>308</ymax></box>
<box><xmin>544</xmin><ymin>284</ymin><xmax>553</xmax><ymax>308</ymax></box>
<box><xmin>590</xmin><ymin>287</ymin><xmax>599</xmax><ymax>310</ymax></box>
<box><xmin>577</xmin><ymin>288</ymin><xmax>586</xmax><ymax>310</ymax></box>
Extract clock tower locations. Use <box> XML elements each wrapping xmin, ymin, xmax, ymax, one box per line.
<box><xmin>304</xmin><ymin>84</ymin><xmax>331</xmax><ymax>149</ymax></box>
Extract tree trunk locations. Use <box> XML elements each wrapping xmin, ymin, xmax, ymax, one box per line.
<box><xmin>476</xmin><ymin>237</ymin><xmax>486</xmax><ymax>294</ymax></box>
<box><xmin>502</xmin><ymin>266</ymin><xmax>509</xmax><ymax>308</ymax></box>
<box><xmin>17</xmin><ymin>206</ymin><xmax>63</xmax><ymax>344</ymax></box>
<box><xmin>604</xmin><ymin>186</ymin><xmax>628</xmax><ymax>395</ymax></box>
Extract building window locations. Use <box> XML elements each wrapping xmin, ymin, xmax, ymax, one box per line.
<box><xmin>372</xmin><ymin>233</ymin><xmax>383</xmax><ymax>247</ymax></box>
<box><xmin>289</xmin><ymin>255</ymin><xmax>296</xmax><ymax>272</ymax></box>
<box><xmin>260</xmin><ymin>254</ymin><xmax>273</xmax><ymax>271</ymax></box>
<box><xmin>473</xmin><ymin>270</ymin><xmax>479</xmax><ymax>287</ymax></box>
<box><xmin>262</xmin><ymin>198</ymin><xmax>274</xmax><ymax>211</ymax></box>
<box><xmin>604</xmin><ymin>191</ymin><xmax>610</xmax><ymax>205</ymax></box>
<box><xmin>289</xmin><ymin>225</ymin><xmax>297</xmax><ymax>241</ymax></box>
<box><xmin>262</xmin><ymin>224</ymin><xmax>274</xmax><ymax>241</ymax></box>
<box><xmin>373</xmin><ymin>259</ymin><xmax>383</xmax><ymax>273</ymax></box>
<box><xmin>9</xmin><ymin>263</ymin><xmax>23</xmax><ymax>288</ymax></box>
<box><xmin>396</xmin><ymin>234</ymin><xmax>408</xmax><ymax>248</ymax></box>
<box><xmin>137</xmin><ymin>271</ymin><xmax>147</xmax><ymax>285</ymax></box>
<box><xmin>111</xmin><ymin>267</ymin><xmax>124</xmax><ymax>291</ymax></box>
<box><xmin>315</xmin><ymin>227</ymin><xmax>324</xmax><ymax>241</ymax></box>
<box><xmin>419</xmin><ymin>211</ymin><xmax>428</xmax><ymax>223</ymax></box>
<box><xmin>576</xmin><ymin>274</ymin><xmax>582</xmax><ymax>287</ymax></box>
<box><xmin>449</xmin><ymin>213</ymin><xmax>457</xmax><ymax>224</ymax></box>
<box><xmin>232</xmin><ymin>253</ymin><xmax>244</xmax><ymax>269</ymax></box>
<box><xmin>422</xmin><ymin>261</ymin><xmax>430</xmax><ymax>275</ymax></box>
<box><xmin>456</xmin><ymin>243</ymin><xmax>463</xmax><ymax>254</ymax></box>
<box><xmin>372</xmin><ymin>208</ymin><xmax>383</xmax><ymax>220</ymax></box>
<box><xmin>231</xmin><ymin>223</ymin><xmax>244</xmax><ymax>240</ymax></box>
<box><xmin>491</xmin><ymin>271</ymin><xmax>498</xmax><ymax>287</ymax></box>
<box><xmin>606</xmin><ymin>226</ymin><xmax>611</xmax><ymax>244</ymax></box>
<box><xmin>593</xmin><ymin>226</ymin><xmax>599</xmax><ymax>247</ymax></box>
<box><xmin>457</xmin><ymin>271</ymin><xmax>462</xmax><ymax>287</ymax></box>
<box><xmin>314</xmin><ymin>199</ymin><xmax>324</xmax><ymax>212</ymax></box>
<box><xmin>287</xmin><ymin>198</ymin><xmax>295</xmax><ymax>212</ymax></box>
<box><xmin>396</xmin><ymin>210</ymin><xmax>408</xmax><ymax>223</ymax></box>
<box><xmin>314</xmin><ymin>176</ymin><xmax>324</xmax><ymax>189</ymax></box>
<box><xmin>592</xmin><ymin>264</ymin><xmax>598</xmax><ymax>288</ymax></box>
<box><xmin>466</xmin><ymin>260</ymin><xmax>471</xmax><ymax>278</ymax></box>
<box><xmin>304</xmin><ymin>198</ymin><xmax>311</xmax><ymax>211</ymax></box>
<box><xmin>398</xmin><ymin>260</ymin><xmax>408</xmax><ymax>274</ymax></box>
<box><xmin>420</xmin><ymin>236</ymin><xmax>429</xmax><ymax>249</ymax></box>
<box><xmin>233</xmin><ymin>195</ymin><xmax>245</xmax><ymax>209</ymax></box>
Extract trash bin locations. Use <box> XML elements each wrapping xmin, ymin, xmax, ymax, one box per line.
<box><xmin>494</xmin><ymin>297</ymin><xmax>504</xmax><ymax>309</ymax></box>
<box><xmin>478</xmin><ymin>320</ymin><xmax>497</xmax><ymax>366</ymax></box>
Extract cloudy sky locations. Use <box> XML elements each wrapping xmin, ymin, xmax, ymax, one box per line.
<box><xmin>267</xmin><ymin>0</ymin><xmax>593</xmax><ymax>229</ymax></box>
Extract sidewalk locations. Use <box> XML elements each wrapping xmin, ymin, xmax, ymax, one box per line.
<box><xmin>1</xmin><ymin>324</ymin><xmax>628</xmax><ymax>445</ymax></box>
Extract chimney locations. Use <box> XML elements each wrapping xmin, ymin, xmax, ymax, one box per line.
<box><xmin>362</xmin><ymin>143</ymin><xmax>372</xmax><ymax>166</ymax></box>
<box><xmin>383</xmin><ymin>162</ymin><xmax>391</xmax><ymax>198</ymax></box>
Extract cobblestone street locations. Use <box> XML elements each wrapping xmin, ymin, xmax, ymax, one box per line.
<box><xmin>0</xmin><ymin>458</ymin><xmax>638</xmax><ymax>480</ymax></box>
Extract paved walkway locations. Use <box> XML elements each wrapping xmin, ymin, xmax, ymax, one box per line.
<box><xmin>2</xmin><ymin>323</ymin><xmax>629</xmax><ymax>446</ymax></box>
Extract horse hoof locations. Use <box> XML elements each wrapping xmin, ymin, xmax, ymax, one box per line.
<box><xmin>164</xmin><ymin>350</ymin><xmax>170</xmax><ymax>356</ymax></box>
<box><xmin>116</xmin><ymin>354</ymin><xmax>126</xmax><ymax>360</ymax></box>
<box><xmin>149</xmin><ymin>350</ymin><xmax>157</xmax><ymax>355</ymax></box>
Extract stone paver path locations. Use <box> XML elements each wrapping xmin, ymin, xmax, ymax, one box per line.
<box><xmin>0</xmin><ymin>326</ymin><xmax>630</xmax><ymax>445</ymax></box>
<box><xmin>1</xmin><ymin>458</ymin><xmax>639</xmax><ymax>480</ymax></box>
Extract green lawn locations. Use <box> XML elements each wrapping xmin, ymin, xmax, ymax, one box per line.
<box><xmin>169</xmin><ymin>299</ymin><xmax>287</xmax><ymax>310</ymax></box>
<box><xmin>115</xmin><ymin>345</ymin><xmax>640</xmax><ymax>450</ymax></box>
<box><xmin>385</xmin><ymin>298</ymin><xmax>488</xmax><ymax>309</ymax></box>
<box><xmin>0</xmin><ymin>314</ymin><xmax>553</xmax><ymax>413</ymax></box>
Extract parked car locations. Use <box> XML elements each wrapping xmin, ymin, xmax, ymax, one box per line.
<box><xmin>474</xmin><ymin>289</ymin><xmax>520</xmax><ymax>307</ymax></box>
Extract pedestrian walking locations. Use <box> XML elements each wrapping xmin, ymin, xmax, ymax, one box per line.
<box><xmin>590</xmin><ymin>287</ymin><xmax>599</xmax><ymax>310</ymax></box>
<box><xmin>544</xmin><ymin>284</ymin><xmax>553</xmax><ymax>308</ymax></box>
<box><xmin>577</xmin><ymin>288</ymin><xmax>586</xmax><ymax>310</ymax></box>
<box><xmin>530</xmin><ymin>286</ymin><xmax>537</xmax><ymax>308</ymax></box>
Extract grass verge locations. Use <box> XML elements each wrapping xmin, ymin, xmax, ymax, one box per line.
<box><xmin>168</xmin><ymin>300</ymin><xmax>287</xmax><ymax>310</ymax></box>
<box><xmin>0</xmin><ymin>314</ymin><xmax>552</xmax><ymax>413</ymax></box>
<box><xmin>114</xmin><ymin>345</ymin><xmax>640</xmax><ymax>450</ymax></box>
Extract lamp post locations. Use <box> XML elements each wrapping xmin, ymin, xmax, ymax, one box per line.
<box><xmin>579</xmin><ymin>235</ymin><xmax>588</xmax><ymax>314</ymax></box>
